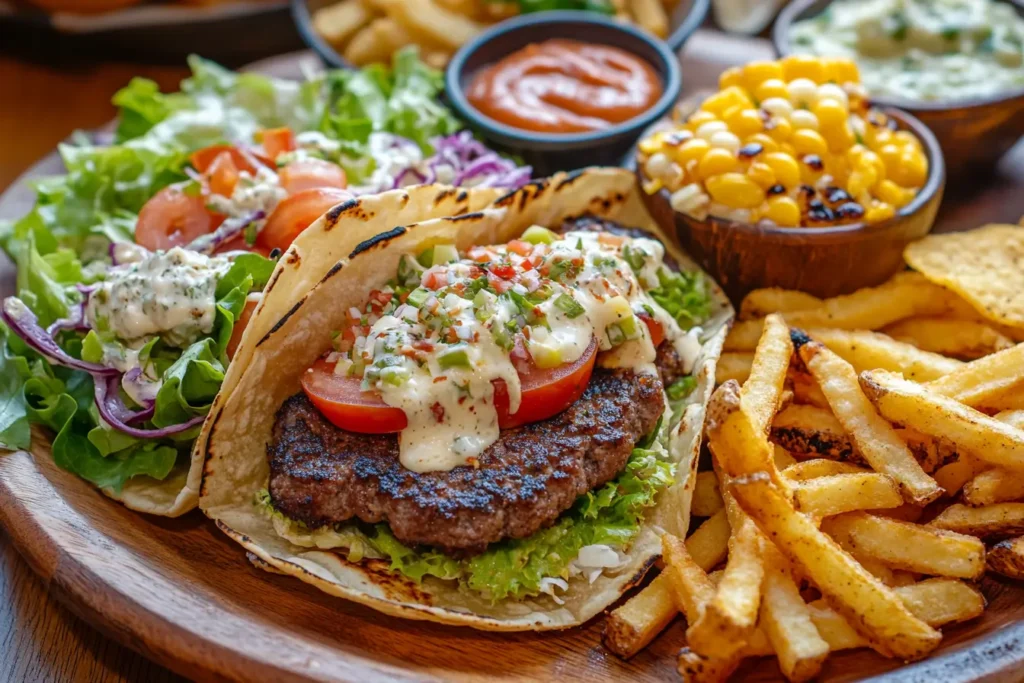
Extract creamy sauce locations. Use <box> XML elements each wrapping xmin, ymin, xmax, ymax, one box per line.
<box><xmin>86</xmin><ymin>247</ymin><xmax>231</xmax><ymax>348</ymax></box>
<box><xmin>328</xmin><ymin>229</ymin><xmax>691</xmax><ymax>473</ymax></box>
<box><xmin>205</xmin><ymin>164</ymin><xmax>287</xmax><ymax>220</ymax></box>
<box><xmin>790</xmin><ymin>0</ymin><xmax>1024</xmax><ymax>102</ymax></box>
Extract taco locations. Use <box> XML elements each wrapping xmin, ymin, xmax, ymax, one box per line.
<box><xmin>199</xmin><ymin>168</ymin><xmax>733</xmax><ymax>629</ymax></box>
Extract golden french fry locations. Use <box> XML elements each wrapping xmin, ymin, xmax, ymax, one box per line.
<box><xmin>792</xmin><ymin>473</ymin><xmax>903</xmax><ymax>517</ymax></box>
<box><xmin>729</xmin><ymin>472</ymin><xmax>942</xmax><ymax>661</ymax></box>
<box><xmin>724</xmin><ymin>273</ymin><xmax>966</xmax><ymax>352</ymax></box>
<box><xmin>716</xmin><ymin>352</ymin><xmax>753</xmax><ymax>385</ymax></box>
<box><xmin>788</xmin><ymin>371</ymin><xmax>831</xmax><ymax>409</ymax></box>
<box><xmin>861</xmin><ymin>369</ymin><xmax>1024</xmax><ymax>470</ymax></box>
<box><xmin>343</xmin><ymin>18</ymin><xmax>413</xmax><ymax>66</ymax></box>
<box><xmin>630</xmin><ymin>0</ymin><xmax>670</xmax><ymax>37</ymax></box>
<box><xmin>771</xmin><ymin>404</ymin><xmax>857</xmax><ymax>463</ymax></box>
<box><xmin>996</xmin><ymin>410</ymin><xmax>1024</xmax><ymax>429</ymax></box>
<box><xmin>924</xmin><ymin>343</ymin><xmax>1024</xmax><ymax>410</ymax></box>
<box><xmin>824</xmin><ymin>512</ymin><xmax>986</xmax><ymax>579</ymax></box>
<box><xmin>808</xmin><ymin>328</ymin><xmax>963</xmax><ymax>381</ymax></box>
<box><xmin>933</xmin><ymin>456</ymin><xmax>982</xmax><ymax>496</ymax></box>
<box><xmin>987</xmin><ymin>536</ymin><xmax>1024</xmax><ymax>579</ymax></box>
<box><xmin>380</xmin><ymin>0</ymin><xmax>484</xmax><ymax>51</ymax></box>
<box><xmin>963</xmin><ymin>468</ymin><xmax>1024</xmax><ymax>507</ymax></box>
<box><xmin>740</xmin><ymin>288</ymin><xmax>823</xmax><ymax>320</ymax></box>
<box><xmin>661</xmin><ymin>532</ymin><xmax>716</xmax><ymax>623</ymax></box>
<box><xmin>603</xmin><ymin>572</ymin><xmax>678</xmax><ymax>659</ymax></box>
<box><xmin>313</xmin><ymin>0</ymin><xmax>373</xmax><ymax>47</ymax></box>
<box><xmin>687</xmin><ymin>507</ymin><xmax>732</xmax><ymax>571</ymax></box>
<box><xmin>692</xmin><ymin>471</ymin><xmax>724</xmax><ymax>517</ymax></box>
<box><xmin>883</xmin><ymin>317</ymin><xmax>1014</xmax><ymax>360</ymax></box>
<box><xmin>875</xmin><ymin>503</ymin><xmax>925</xmax><ymax>523</ymax></box>
<box><xmin>890</xmin><ymin>578</ymin><xmax>986</xmax><ymax>626</ymax></box>
<box><xmin>795</xmin><ymin>334</ymin><xmax>942</xmax><ymax>505</ymax></box>
<box><xmin>758</xmin><ymin>544</ymin><xmax>829</xmax><ymax>683</ymax></box>
<box><xmin>677</xmin><ymin>648</ymin><xmax>741</xmax><ymax>683</ymax></box>
<box><xmin>783</xmin><ymin>459</ymin><xmax>869</xmax><ymax>482</ymax></box>
<box><xmin>930</xmin><ymin>503</ymin><xmax>1024</xmax><ymax>539</ymax></box>
<box><xmin>774</xmin><ymin>444</ymin><xmax>798</xmax><ymax>470</ymax></box>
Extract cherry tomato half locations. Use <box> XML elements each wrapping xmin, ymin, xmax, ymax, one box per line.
<box><xmin>278</xmin><ymin>159</ymin><xmax>348</xmax><ymax>195</ymax></box>
<box><xmin>256</xmin><ymin>187</ymin><xmax>352</xmax><ymax>253</ymax></box>
<box><xmin>134</xmin><ymin>186</ymin><xmax>222</xmax><ymax>251</ymax></box>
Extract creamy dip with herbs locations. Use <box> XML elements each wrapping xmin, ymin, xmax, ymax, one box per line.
<box><xmin>790</xmin><ymin>0</ymin><xmax>1024</xmax><ymax>101</ymax></box>
<box><xmin>86</xmin><ymin>247</ymin><xmax>231</xmax><ymax>347</ymax></box>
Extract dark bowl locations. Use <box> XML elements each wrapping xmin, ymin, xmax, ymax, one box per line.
<box><xmin>638</xmin><ymin>108</ymin><xmax>946</xmax><ymax>303</ymax></box>
<box><xmin>444</xmin><ymin>7</ymin><xmax>708</xmax><ymax>175</ymax></box>
<box><xmin>774</xmin><ymin>0</ymin><xmax>1024</xmax><ymax>179</ymax></box>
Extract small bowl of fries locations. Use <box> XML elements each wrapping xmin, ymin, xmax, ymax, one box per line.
<box><xmin>604</xmin><ymin>222</ymin><xmax>1024</xmax><ymax>680</ymax></box>
<box><xmin>295</xmin><ymin>0</ymin><xmax>707</xmax><ymax>68</ymax></box>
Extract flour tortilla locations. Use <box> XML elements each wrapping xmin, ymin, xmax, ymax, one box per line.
<box><xmin>198</xmin><ymin>168</ymin><xmax>733</xmax><ymax>629</ymax></box>
<box><xmin>106</xmin><ymin>185</ymin><xmax>502</xmax><ymax>517</ymax></box>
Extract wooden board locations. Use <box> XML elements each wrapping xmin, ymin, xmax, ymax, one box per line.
<box><xmin>2</xmin><ymin>40</ymin><xmax>1024</xmax><ymax>683</ymax></box>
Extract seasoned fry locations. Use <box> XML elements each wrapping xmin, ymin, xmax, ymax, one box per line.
<box><xmin>929</xmin><ymin>503</ymin><xmax>1024</xmax><ymax>539</ymax></box>
<box><xmin>381</xmin><ymin>0</ymin><xmax>485</xmax><ymax>51</ymax></box>
<box><xmin>933</xmin><ymin>456</ymin><xmax>981</xmax><ymax>496</ymax></box>
<box><xmin>313</xmin><ymin>0</ymin><xmax>372</xmax><ymax>47</ymax></box>
<box><xmin>774</xmin><ymin>444</ymin><xmax>798</xmax><ymax>470</ymax></box>
<box><xmin>808</xmin><ymin>328</ymin><xmax>963</xmax><ymax>381</ymax></box>
<box><xmin>788</xmin><ymin>371</ymin><xmax>830</xmax><ymax>409</ymax></box>
<box><xmin>924</xmin><ymin>343</ymin><xmax>1024</xmax><ymax>410</ymax></box>
<box><xmin>687</xmin><ymin>508</ymin><xmax>732</xmax><ymax>572</ymax></box>
<box><xmin>729</xmin><ymin>472</ymin><xmax>942</xmax><ymax>661</ymax></box>
<box><xmin>792</xmin><ymin>473</ymin><xmax>903</xmax><ymax>517</ymax></box>
<box><xmin>963</xmin><ymin>468</ymin><xmax>1024</xmax><ymax>507</ymax></box>
<box><xmin>677</xmin><ymin>648</ymin><xmax>741</xmax><ymax>683</ymax></box>
<box><xmin>823</xmin><ymin>513</ymin><xmax>986</xmax><ymax>579</ymax></box>
<box><xmin>782</xmin><ymin>459</ymin><xmax>869</xmax><ymax>482</ymax></box>
<box><xmin>343</xmin><ymin>18</ymin><xmax>413</xmax><ymax>66</ymax></box>
<box><xmin>630</xmin><ymin>0</ymin><xmax>670</xmax><ymax>37</ymax></box>
<box><xmin>692</xmin><ymin>470</ymin><xmax>724</xmax><ymax>517</ymax></box>
<box><xmin>740</xmin><ymin>288</ymin><xmax>822</xmax><ymax>320</ymax></box>
<box><xmin>771</xmin><ymin>404</ymin><xmax>857</xmax><ymax>463</ymax></box>
<box><xmin>996</xmin><ymin>410</ymin><xmax>1024</xmax><ymax>429</ymax></box>
<box><xmin>758</xmin><ymin>544</ymin><xmax>829</xmax><ymax>683</ymax></box>
<box><xmin>861</xmin><ymin>369</ymin><xmax>1024</xmax><ymax>470</ymax></box>
<box><xmin>603</xmin><ymin>572</ymin><xmax>677</xmax><ymax>659</ymax></box>
<box><xmin>987</xmin><ymin>536</ymin><xmax>1024</xmax><ymax>579</ymax></box>
<box><xmin>716</xmin><ymin>352</ymin><xmax>753</xmax><ymax>385</ymax></box>
<box><xmin>883</xmin><ymin>317</ymin><xmax>1014</xmax><ymax>359</ymax></box>
<box><xmin>795</xmin><ymin>335</ymin><xmax>942</xmax><ymax>505</ymax></box>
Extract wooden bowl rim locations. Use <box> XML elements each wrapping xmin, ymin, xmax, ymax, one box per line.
<box><xmin>773</xmin><ymin>0</ymin><xmax>1024</xmax><ymax>113</ymax></box>
<box><xmin>642</xmin><ymin>106</ymin><xmax>945</xmax><ymax>239</ymax></box>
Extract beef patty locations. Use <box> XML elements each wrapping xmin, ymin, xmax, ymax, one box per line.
<box><xmin>268</xmin><ymin>369</ymin><xmax>664</xmax><ymax>554</ymax></box>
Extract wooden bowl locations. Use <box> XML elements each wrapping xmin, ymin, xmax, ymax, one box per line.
<box><xmin>639</xmin><ymin>109</ymin><xmax>946</xmax><ymax>303</ymax></box>
<box><xmin>774</xmin><ymin>0</ymin><xmax>1024</xmax><ymax>179</ymax></box>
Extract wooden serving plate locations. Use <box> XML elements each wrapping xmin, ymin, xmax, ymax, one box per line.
<box><xmin>2</xmin><ymin>42</ymin><xmax>1024</xmax><ymax>683</ymax></box>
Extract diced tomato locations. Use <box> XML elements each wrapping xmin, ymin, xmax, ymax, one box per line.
<box><xmin>258</xmin><ymin>127</ymin><xmax>295</xmax><ymax>160</ymax></box>
<box><xmin>639</xmin><ymin>313</ymin><xmax>666</xmax><ymax>347</ymax></box>
<box><xmin>506</xmin><ymin>239</ymin><xmax>533</xmax><ymax>257</ymax></box>
<box><xmin>134</xmin><ymin>186</ymin><xmax>222</xmax><ymax>251</ymax></box>
<box><xmin>489</xmin><ymin>263</ymin><xmax>516</xmax><ymax>279</ymax></box>
<box><xmin>226</xmin><ymin>295</ymin><xmax>259</xmax><ymax>360</ymax></box>
<box><xmin>190</xmin><ymin>144</ymin><xmax>269</xmax><ymax>175</ymax></box>
<box><xmin>468</xmin><ymin>246</ymin><xmax>495</xmax><ymax>263</ymax></box>
<box><xmin>206</xmin><ymin>151</ymin><xmax>239</xmax><ymax>198</ymax></box>
<box><xmin>487</xmin><ymin>272</ymin><xmax>513</xmax><ymax>294</ymax></box>
<box><xmin>422</xmin><ymin>268</ymin><xmax>448</xmax><ymax>290</ymax></box>
<box><xmin>278</xmin><ymin>158</ymin><xmax>348</xmax><ymax>194</ymax></box>
<box><xmin>256</xmin><ymin>187</ymin><xmax>352</xmax><ymax>252</ymax></box>
<box><xmin>301</xmin><ymin>358</ymin><xmax>409</xmax><ymax>433</ymax></box>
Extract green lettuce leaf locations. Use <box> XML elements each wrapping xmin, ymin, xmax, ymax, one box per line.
<box><xmin>152</xmin><ymin>339</ymin><xmax>225</xmax><ymax>428</ymax></box>
<box><xmin>112</xmin><ymin>77</ymin><xmax>192</xmax><ymax>143</ymax></box>
<box><xmin>0</xmin><ymin>325</ymin><xmax>33</xmax><ymax>450</ymax></box>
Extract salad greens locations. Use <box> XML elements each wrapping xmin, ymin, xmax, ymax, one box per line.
<box><xmin>500</xmin><ymin>0</ymin><xmax>615</xmax><ymax>14</ymax></box>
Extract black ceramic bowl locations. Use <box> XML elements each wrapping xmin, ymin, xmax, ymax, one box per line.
<box><xmin>445</xmin><ymin>7</ymin><xmax>707</xmax><ymax>175</ymax></box>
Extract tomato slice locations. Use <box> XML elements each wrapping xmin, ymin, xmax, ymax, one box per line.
<box><xmin>134</xmin><ymin>186</ymin><xmax>222</xmax><ymax>251</ymax></box>
<box><xmin>301</xmin><ymin>358</ymin><xmax>409</xmax><ymax>433</ymax></box>
<box><xmin>213</xmin><ymin>234</ymin><xmax>272</xmax><ymax>257</ymax></box>
<box><xmin>256</xmin><ymin>187</ymin><xmax>352</xmax><ymax>253</ymax></box>
<box><xmin>639</xmin><ymin>313</ymin><xmax>665</xmax><ymax>347</ymax></box>
<box><xmin>206</xmin><ymin>151</ymin><xmax>239</xmax><ymax>198</ymax></box>
<box><xmin>258</xmin><ymin>127</ymin><xmax>296</xmax><ymax>160</ymax></box>
<box><xmin>302</xmin><ymin>337</ymin><xmax>598</xmax><ymax>435</ymax></box>
<box><xmin>190</xmin><ymin>144</ymin><xmax>271</xmax><ymax>175</ymax></box>
<box><xmin>226</xmin><ymin>295</ymin><xmax>259</xmax><ymax>360</ymax></box>
<box><xmin>278</xmin><ymin>159</ymin><xmax>348</xmax><ymax>195</ymax></box>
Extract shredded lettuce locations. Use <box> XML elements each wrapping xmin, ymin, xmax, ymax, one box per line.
<box><xmin>649</xmin><ymin>267</ymin><xmax>712</xmax><ymax>330</ymax></box>
<box><xmin>257</xmin><ymin>444</ymin><xmax>674</xmax><ymax>602</ymax></box>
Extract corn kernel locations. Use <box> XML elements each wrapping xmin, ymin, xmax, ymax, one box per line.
<box><xmin>894</xmin><ymin>130</ymin><xmax>920</xmax><ymax>148</ymax></box>
<box><xmin>718</xmin><ymin>66</ymin><xmax>743</xmax><ymax>90</ymax></box>
<box><xmin>813</xmin><ymin>98</ymin><xmax>848</xmax><ymax>130</ymax></box>
<box><xmin>702</xmin><ymin>86</ymin><xmax>752</xmax><ymax>116</ymax></box>
<box><xmin>866</xmin><ymin>126</ymin><xmax>893</xmax><ymax>148</ymax></box>
<box><xmin>710</xmin><ymin>130</ymin><xmax>742</xmax><ymax>153</ymax></box>
<box><xmin>747</xmin><ymin>162</ymin><xmax>777</xmax><ymax>189</ymax></box>
<box><xmin>847</xmin><ymin>167</ymin><xmax>878</xmax><ymax>197</ymax></box>
<box><xmin>765</xmin><ymin>196</ymin><xmax>801</xmax><ymax>226</ymax></box>
<box><xmin>779</xmin><ymin>142</ymin><xmax>798</xmax><ymax>158</ymax></box>
<box><xmin>696</xmin><ymin>120</ymin><xmax>729</xmax><ymax>140</ymax></box>
<box><xmin>790</xmin><ymin>110</ymin><xmax>820</xmax><ymax>130</ymax></box>
<box><xmin>824</xmin><ymin>58</ymin><xmax>860</xmax><ymax>85</ymax></box>
<box><xmin>675</xmin><ymin>138</ymin><xmax>711</xmax><ymax>166</ymax></box>
<box><xmin>878</xmin><ymin>143</ymin><xmax>903</xmax><ymax>177</ymax></box>
<box><xmin>763</xmin><ymin>152</ymin><xmax>801</xmax><ymax>188</ymax></box>
<box><xmin>685</xmin><ymin>110</ymin><xmax>718</xmax><ymax>131</ymax></box>
<box><xmin>787</xmin><ymin>78</ymin><xmax>819</xmax><ymax>108</ymax></box>
<box><xmin>745</xmin><ymin>133</ymin><xmax>779</xmax><ymax>153</ymax></box>
<box><xmin>755</xmin><ymin>78</ymin><xmax>789</xmax><ymax>102</ymax></box>
<box><xmin>781</xmin><ymin>55</ymin><xmax>827</xmax><ymax>83</ymax></box>
<box><xmin>706</xmin><ymin>173</ymin><xmax>766</xmax><ymax>209</ymax></box>
<box><xmin>865</xmin><ymin>201</ymin><xmax>895</xmax><ymax>223</ymax></box>
<box><xmin>858</xmin><ymin>150</ymin><xmax>886</xmax><ymax>183</ymax></box>
<box><xmin>726</xmin><ymin>108</ymin><xmax>765</xmax><ymax>138</ymax></box>
<box><xmin>824</xmin><ymin>123</ymin><xmax>856</xmax><ymax>153</ymax></box>
<box><xmin>761</xmin><ymin>97</ymin><xmax>794</xmax><ymax>119</ymax></box>
<box><xmin>791</xmin><ymin>129</ymin><xmax>829</xmax><ymax>156</ymax></box>
<box><xmin>816</xmin><ymin>83</ymin><xmax>849</xmax><ymax>108</ymax></box>
<box><xmin>642</xmin><ymin>178</ymin><xmax>663</xmax><ymax>195</ymax></box>
<box><xmin>893</xmin><ymin>148</ymin><xmax>928</xmax><ymax>187</ymax></box>
<box><xmin>742</xmin><ymin>61</ymin><xmax>785</xmax><ymax>91</ymax></box>
<box><xmin>767</xmin><ymin>118</ymin><xmax>793</xmax><ymax>142</ymax></box>
<box><xmin>874</xmin><ymin>179</ymin><xmax>916</xmax><ymax>208</ymax></box>
<box><xmin>698</xmin><ymin>148</ymin><xmax>739</xmax><ymax>179</ymax></box>
<box><xmin>638</xmin><ymin>134</ymin><xmax>665</xmax><ymax>156</ymax></box>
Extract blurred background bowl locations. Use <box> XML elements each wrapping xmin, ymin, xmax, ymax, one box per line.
<box><xmin>638</xmin><ymin>108</ymin><xmax>946</xmax><ymax>302</ymax></box>
<box><xmin>773</xmin><ymin>0</ymin><xmax>1024</xmax><ymax>181</ymax></box>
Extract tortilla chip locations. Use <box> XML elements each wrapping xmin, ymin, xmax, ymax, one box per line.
<box><xmin>904</xmin><ymin>224</ymin><xmax>1024</xmax><ymax>328</ymax></box>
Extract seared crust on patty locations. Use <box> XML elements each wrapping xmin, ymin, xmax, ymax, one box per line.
<box><xmin>268</xmin><ymin>369</ymin><xmax>664</xmax><ymax>554</ymax></box>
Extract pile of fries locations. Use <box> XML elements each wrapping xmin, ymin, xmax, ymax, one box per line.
<box><xmin>312</xmin><ymin>0</ymin><xmax>683</xmax><ymax>66</ymax></box>
<box><xmin>603</xmin><ymin>226</ymin><xmax>1024</xmax><ymax>680</ymax></box>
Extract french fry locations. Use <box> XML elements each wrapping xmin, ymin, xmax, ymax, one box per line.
<box><xmin>933</xmin><ymin>456</ymin><xmax>982</xmax><ymax>496</ymax></box>
<box><xmin>724</xmin><ymin>274</ymin><xmax>965</xmax><ymax>351</ymax></box>
<box><xmin>312</xmin><ymin>0</ymin><xmax>373</xmax><ymax>47</ymax></box>
<box><xmin>740</xmin><ymin>288</ymin><xmax>822</xmax><ymax>320</ymax></box>
<box><xmin>808</xmin><ymin>328</ymin><xmax>963</xmax><ymax>381</ymax></box>
<box><xmin>788</xmin><ymin>371</ymin><xmax>830</xmax><ymax>409</ymax></box>
<box><xmin>795</xmin><ymin>335</ymin><xmax>942</xmax><ymax>505</ymax></box>
<box><xmin>603</xmin><ymin>572</ymin><xmax>678</xmax><ymax>658</ymax></box>
<box><xmin>774</xmin><ymin>444</ymin><xmax>798</xmax><ymax>470</ymax></box>
<box><xmin>924</xmin><ymin>343</ymin><xmax>1024</xmax><ymax>410</ymax></box>
<box><xmin>875</xmin><ymin>503</ymin><xmax>925</xmax><ymax>523</ymax></box>
<box><xmin>728</xmin><ymin>472</ymin><xmax>942</xmax><ymax>661</ymax></box>
<box><xmin>930</xmin><ymin>503</ymin><xmax>1024</xmax><ymax>539</ymax></box>
<box><xmin>343</xmin><ymin>18</ymin><xmax>413</xmax><ymax>66</ymax></box>
<box><xmin>677</xmin><ymin>648</ymin><xmax>741</xmax><ymax>683</ymax></box>
<box><xmin>782</xmin><ymin>459</ymin><xmax>869</xmax><ymax>482</ymax></box>
<box><xmin>716</xmin><ymin>352</ymin><xmax>753</xmax><ymax>385</ymax></box>
<box><xmin>687</xmin><ymin>508</ymin><xmax>732</xmax><ymax>571</ymax></box>
<box><xmin>823</xmin><ymin>513</ymin><xmax>986</xmax><ymax>579</ymax></box>
<box><xmin>630</xmin><ymin>0</ymin><xmax>670</xmax><ymax>38</ymax></box>
<box><xmin>883</xmin><ymin>317</ymin><xmax>1014</xmax><ymax>359</ymax></box>
<box><xmin>963</xmin><ymin>468</ymin><xmax>1024</xmax><ymax>506</ymax></box>
<box><xmin>380</xmin><ymin>0</ymin><xmax>485</xmax><ymax>51</ymax></box>
<box><xmin>692</xmin><ymin>471</ymin><xmax>724</xmax><ymax>517</ymax></box>
<box><xmin>996</xmin><ymin>409</ymin><xmax>1024</xmax><ymax>429</ymax></box>
<box><xmin>771</xmin><ymin>404</ymin><xmax>857</xmax><ymax>463</ymax></box>
<box><xmin>758</xmin><ymin>544</ymin><xmax>829</xmax><ymax>683</ymax></box>
<box><xmin>987</xmin><ymin>536</ymin><xmax>1024</xmax><ymax>579</ymax></box>
<box><xmin>792</xmin><ymin>473</ymin><xmax>903</xmax><ymax>518</ymax></box>
<box><xmin>861</xmin><ymin>369</ymin><xmax>1024</xmax><ymax>470</ymax></box>
<box><xmin>824</xmin><ymin>512</ymin><xmax>901</xmax><ymax>586</ymax></box>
